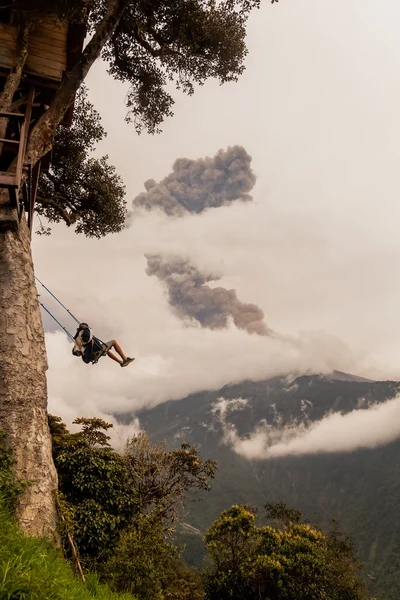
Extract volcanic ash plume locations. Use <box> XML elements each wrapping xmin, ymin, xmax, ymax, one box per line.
<box><xmin>132</xmin><ymin>145</ymin><xmax>256</xmax><ymax>217</ymax></box>
<box><xmin>146</xmin><ymin>254</ymin><xmax>271</xmax><ymax>336</ymax></box>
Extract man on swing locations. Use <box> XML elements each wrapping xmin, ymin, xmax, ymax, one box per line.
<box><xmin>73</xmin><ymin>323</ymin><xmax>135</xmax><ymax>367</ymax></box>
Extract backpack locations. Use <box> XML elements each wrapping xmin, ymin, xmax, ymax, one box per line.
<box><xmin>73</xmin><ymin>326</ymin><xmax>108</xmax><ymax>364</ymax></box>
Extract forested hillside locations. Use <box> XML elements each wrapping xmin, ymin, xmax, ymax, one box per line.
<box><xmin>129</xmin><ymin>373</ymin><xmax>400</xmax><ymax>600</ymax></box>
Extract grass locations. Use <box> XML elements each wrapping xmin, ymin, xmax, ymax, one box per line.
<box><xmin>0</xmin><ymin>497</ymin><xmax>137</xmax><ymax>600</ymax></box>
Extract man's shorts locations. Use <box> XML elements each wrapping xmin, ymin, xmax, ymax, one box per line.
<box><xmin>103</xmin><ymin>340</ymin><xmax>115</xmax><ymax>351</ymax></box>
<box><xmin>92</xmin><ymin>339</ymin><xmax>115</xmax><ymax>363</ymax></box>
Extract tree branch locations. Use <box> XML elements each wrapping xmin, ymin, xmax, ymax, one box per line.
<box><xmin>25</xmin><ymin>0</ymin><xmax>127</xmax><ymax>170</ymax></box>
<box><xmin>0</xmin><ymin>17</ymin><xmax>33</xmax><ymax>113</ymax></box>
<box><xmin>133</xmin><ymin>26</ymin><xmax>163</xmax><ymax>58</ymax></box>
<box><xmin>0</xmin><ymin>16</ymin><xmax>33</xmax><ymax>159</ymax></box>
<box><xmin>36</xmin><ymin>196</ymin><xmax>77</xmax><ymax>226</ymax></box>
<box><xmin>128</xmin><ymin>21</ymin><xmax>179</xmax><ymax>59</ymax></box>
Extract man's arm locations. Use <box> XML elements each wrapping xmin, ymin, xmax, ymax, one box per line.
<box><xmin>81</xmin><ymin>327</ymin><xmax>92</xmax><ymax>344</ymax></box>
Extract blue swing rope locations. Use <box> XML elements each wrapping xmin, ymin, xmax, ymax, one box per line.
<box><xmin>37</xmin><ymin>299</ymin><xmax>75</xmax><ymax>341</ymax></box>
<box><xmin>35</xmin><ymin>276</ymin><xmax>108</xmax><ymax>363</ymax></box>
<box><xmin>35</xmin><ymin>276</ymin><xmax>81</xmax><ymax>325</ymax></box>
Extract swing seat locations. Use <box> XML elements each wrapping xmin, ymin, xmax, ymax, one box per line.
<box><xmin>91</xmin><ymin>338</ymin><xmax>109</xmax><ymax>365</ymax></box>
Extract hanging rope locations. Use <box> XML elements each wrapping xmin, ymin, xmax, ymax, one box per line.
<box><xmin>35</xmin><ymin>276</ymin><xmax>81</xmax><ymax>325</ymax></box>
<box><xmin>37</xmin><ymin>299</ymin><xmax>75</xmax><ymax>341</ymax></box>
<box><xmin>36</xmin><ymin>276</ymin><xmax>109</xmax><ymax>364</ymax></box>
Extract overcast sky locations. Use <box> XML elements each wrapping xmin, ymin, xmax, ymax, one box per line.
<box><xmin>31</xmin><ymin>0</ymin><xmax>400</xmax><ymax>431</ymax></box>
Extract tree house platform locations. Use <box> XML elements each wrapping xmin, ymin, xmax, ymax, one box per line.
<box><xmin>0</xmin><ymin>18</ymin><xmax>68</xmax><ymax>82</ymax></box>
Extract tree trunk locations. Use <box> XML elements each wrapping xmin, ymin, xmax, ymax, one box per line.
<box><xmin>0</xmin><ymin>18</ymin><xmax>33</xmax><ymax>157</ymax></box>
<box><xmin>0</xmin><ymin>18</ymin><xmax>32</xmax><ymax>113</ymax></box>
<box><xmin>0</xmin><ymin>0</ymin><xmax>127</xmax><ymax>543</ymax></box>
<box><xmin>0</xmin><ymin>209</ymin><xmax>59</xmax><ymax>543</ymax></box>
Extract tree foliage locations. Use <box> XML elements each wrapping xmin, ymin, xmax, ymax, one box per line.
<box><xmin>0</xmin><ymin>1</ymin><xmax>267</xmax><ymax>239</ymax></box>
<box><xmin>36</xmin><ymin>87</ymin><xmax>126</xmax><ymax>237</ymax></box>
<box><xmin>0</xmin><ymin>1</ymin><xmax>266</xmax><ymax>234</ymax></box>
<box><xmin>49</xmin><ymin>415</ymin><xmax>135</xmax><ymax>565</ymax></box>
<box><xmin>1</xmin><ymin>0</ymin><xmax>265</xmax><ymax>176</ymax></box>
<box><xmin>49</xmin><ymin>416</ymin><xmax>216</xmax><ymax>580</ymax></box>
<box><xmin>103</xmin><ymin>514</ymin><xmax>204</xmax><ymax>599</ymax></box>
<box><xmin>204</xmin><ymin>503</ymin><xmax>369</xmax><ymax>600</ymax></box>
<box><xmin>100</xmin><ymin>0</ymin><xmax>262</xmax><ymax>133</ymax></box>
<box><xmin>264</xmin><ymin>500</ymin><xmax>303</xmax><ymax>527</ymax></box>
<box><xmin>125</xmin><ymin>432</ymin><xmax>217</xmax><ymax>528</ymax></box>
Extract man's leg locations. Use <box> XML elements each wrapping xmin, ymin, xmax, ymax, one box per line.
<box><xmin>109</xmin><ymin>340</ymin><xmax>126</xmax><ymax>361</ymax></box>
<box><xmin>106</xmin><ymin>340</ymin><xmax>134</xmax><ymax>367</ymax></box>
<box><xmin>107</xmin><ymin>350</ymin><xmax>122</xmax><ymax>364</ymax></box>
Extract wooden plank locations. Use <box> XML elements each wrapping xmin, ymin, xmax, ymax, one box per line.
<box><xmin>39</xmin><ymin>24</ymin><xmax>67</xmax><ymax>37</ymax></box>
<box><xmin>33</xmin><ymin>22</ymin><xmax>68</xmax><ymax>43</ymax></box>
<box><xmin>0</xmin><ymin>22</ymin><xmax>17</xmax><ymax>40</ymax></box>
<box><xmin>25</xmin><ymin>53</ymin><xmax>63</xmax><ymax>78</ymax></box>
<box><xmin>27</xmin><ymin>49</ymin><xmax>66</xmax><ymax>71</ymax></box>
<box><xmin>0</xmin><ymin>173</ymin><xmax>17</xmax><ymax>187</ymax></box>
<box><xmin>0</xmin><ymin>112</ymin><xmax>24</xmax><ymax>118</ymax></box>
<box><xmin>0</xmin><ymin>69</ymin><xmax>59</xmax><ymax>90</ymax></box>
<box><xmin>0</xmin><ymin>55</ymin><xmax>13</xmax><ymax>67</ymax></box>
<box><xmin>0</xmin><ymin>42</ymin><xmax>15</xmax><ymax>55</ymax></box>
<box><xmin>15</xmin><ymin>121</ymin><xmax>25</xmax><ymax>184</ymax></box>
<box><xmin>31</xmin><ymin>30</ymin><xmax>66</xmax><ymax>46</ymax></box>
<box><xmin>27</xmin><ymin>50</ymin><xmax>66</xmax><ymax>71</ymax></box>
<box><xmin>0</xmin><ymin>30</ymin><xmax>17</xmax><ymax>43</ymax></box>
<box><xmin>25</xmin><ymin>57</ymin><xmax>63</xmax><ymax>80</ymax></box>
<box><xmin>30</xmin><ymin>31</ymin><xmax>65</xmax><ymax>50</ymax></box>
<box><xmin>0</xmin><ymin>19</ymin><xmax>66</xmax><ymax>44</ymax></box>
<box><xmin>34</xmin><ymin>30</ymin><xmax>66</xmax><ymax>43</ymax></box>
<box><xmin>29</xmin><ymin>38</ymin><xmax>66</xmax><ymax>58</ymax></box>
<box><xmin>0</xmin><ymin>49</ymin><xmax>13</xmax><ymax>70</ymax></box>
<box><xmin>0</xmin><ymin>40</ymin><xmax>14</xmax><ymax>53</ymax></box>
<box><xmin>0</xmin><ymin>19</ymin><xmax>66</xmax><ymax>82</ymax></box>
<box><xmin>24</xmin><ymin>68</ymin><xmax>62</xmax><ymax>82</ymax></box>
<box><xmin>0</xmin><ymin>45</ymin><xmax>13</xmax><ymax>56</ymax></box>
<box><xmin>28</xmin><ymin>161</ymin><xmax>41</xmax><ymax>235</ymax></box>
<box><xmin>39</xmin><ymin>18</ymin><xmax>68</xmax><ymax>33</ymax></box>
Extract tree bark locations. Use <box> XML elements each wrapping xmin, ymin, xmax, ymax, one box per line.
<box><xmin>35</xmin><ymin>196</ymin><xmax>77</xmax><ymax>227</ymax></box>
<box><xmin>0</xmin><ymin>18</ymin><xmax>33</xmax><ymax>158</ymax></box>
<box><xmin>0</xmin><ymin>211</ymin><xmax>59</xmax><ymax>543</ymax></box>
<box><xmin>0</xmin><ymin>18</ymin><xmax>32</xmax><ymax>113</ymax></box>
<box><xmin>0</xmin><ymin>0</ymin><xmax>126</xmax><ymax>543</ymax></box>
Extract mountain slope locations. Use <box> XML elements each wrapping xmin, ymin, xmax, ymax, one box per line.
<box><xmin>122</xmin><ymin>373</ymin><xmax>400</xmax><ymax>599</ymax></box>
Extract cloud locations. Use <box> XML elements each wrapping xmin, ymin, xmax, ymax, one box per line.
<box><xmin>34</xmin><ymin>0</ymin><xmax>400</xmax><ymax>435</ymax></box>
<box><xmin>145</xmin><ymin>253</ymin><xmax>271</xmax><ymax>335</ymax></box>
<box><xmin>131</xmin><ymin>145</ymin><xmax>256</xmax><ymax>217</ymax></box>
<box><xmin>33</xmin><ymin>198</ymin><xmax>381</xmax><ymax>436</ymax></box>
<box><xmin>44</xmin><ymin>332</ymin><xmax>141</xmax><ymax>449</ymax></box>
<box><xmin>41</xmin><ymin>305</ymin><xmax>367</xmax><ymax>435</ymax></box>
<box><xmin>218</xmin><ymin>396</ymin><xmax>400</xmax><ymax>459</ymax></box>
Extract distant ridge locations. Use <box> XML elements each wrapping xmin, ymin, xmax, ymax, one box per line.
<box><xmin>326</xmin><ymin>370</ymin><xmax>375</xmax><ymax>383</ymax></box>
<box><xmin>128</xmin><ymin>372</ymin><xmax>400</xmax><ymax>599</ymax></box>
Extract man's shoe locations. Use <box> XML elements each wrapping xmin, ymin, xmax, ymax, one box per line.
<box><xmin>121</xmin><ymin>357</ymin><xmax>135</xmax><ymax>367</ymax></box>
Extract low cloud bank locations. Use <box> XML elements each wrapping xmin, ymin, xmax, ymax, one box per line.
<box><xmin>216</xmin><ymin>395</ymin><xmax>400</xmax><ymax>459</ymax></box>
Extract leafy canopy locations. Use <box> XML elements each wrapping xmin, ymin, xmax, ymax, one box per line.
<box><xmin>36</xmin><ymin>87</ymin><xmax>126</xmax><ymax>237</ymax></box>
<box><xmin>49</xmin><ymin>416</ymin><xmax>217</xmax><ymax>567</ymax></box>
<box><xmin>2</xmin><ymin>0</ymin><xmax>267</xmax><ymax>237</ymax></box>
<box><xmin>19</xmin><ymin>0</ymin><xmax>263</xmax><ymax>136</ymax></box>
<box><xmin>204</xmin><ymin>503</ymin><xmax>369</xmax><ymax>600</ymax></box>
<box><xmin>102</xmin><ymin>513</ymin><xmax>205</xmax><ymax>600</ymax></box>
<box><xmin>101</xmin><ymin>0</ymin><xmax>262</xmax><ymax>133</ymax></box>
